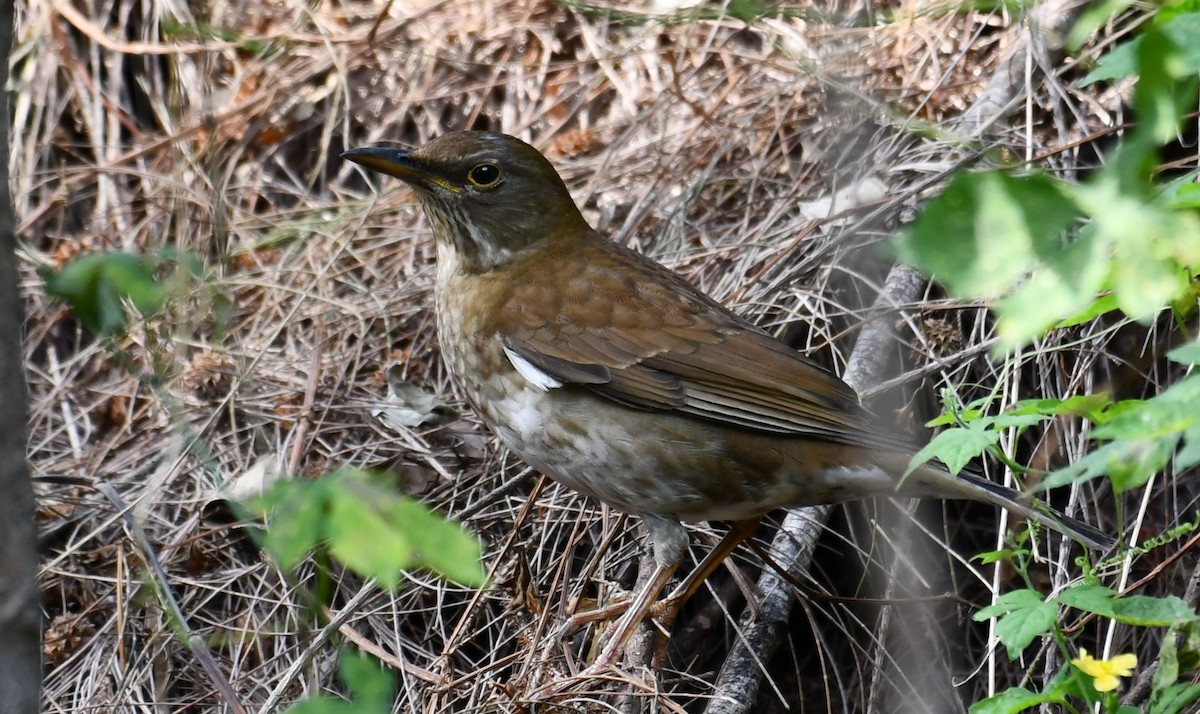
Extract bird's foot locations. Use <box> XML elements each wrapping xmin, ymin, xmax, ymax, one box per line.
<box><xmin>527</xmin><ymin>658</ymin><xmax>656</xmax><ymax>702</ymax></box>
<box><xmin>530</xmin><ymin>601</ymin><xmax>668</xmax><ymax>701</ymax></box>
<box><xmin>645</xmin><ymin>593</ymin><xmax>686</xmax><ymax>667</ymax></box>
<box><xmin>555</xmin><ymin>595</ymin><xmax>633</xmax><ymax>640</ymax></box>
<box><xmin>645</xmin><ymin>591</ymin><xmax>685</xmax><ymax>625</ymax></box>
<box><xmin>530</xmin><ymin>561</ymin><xmax>679</xmax><ymax>701</ymax></box>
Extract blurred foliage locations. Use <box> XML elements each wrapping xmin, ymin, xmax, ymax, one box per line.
<box><xmin>896</xmin><ymin>15</ymin><xmax>1200</xmax><ymax>349</ymax></box>
<box><xmin>247</xmin><ymin>467</ymin><xmax>487</xmax><ymax>590</ymax></box>
<box><xmin>282</xmin><ymin>650</ymin><xmax>395</xmax><ymax>714</ymax></box>
<box><xmin>899</xmin><ymin>11</ymin><xmax>1200</xmax><ymax>714</ymax></box>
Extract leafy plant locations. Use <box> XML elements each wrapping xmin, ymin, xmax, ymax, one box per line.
<box><xmin>40</xmin><ymin>248</ymin><xmax>487</xmax><ymax>713</ymax></box>
<box><xmin>282</xmin><ymin>650</ymin><xmax>396</xmax><ymax>714</ymax></box>
<box><xmin>247</xmin><ymin>467</ymin><xmax>487</xmax><ymax>590</ymax></box>
<box><xmin>897</xmin><ymin>10</ymin><xmax>1200</xmax><ymax>714</ymax></box>
<box><xmin>42</xmin><ymin>252</ymin><xmax>171</xmax><ymax>335</ymax></box>
<box><xmin>895</xmin><ymin>16</ymin><xmax>1200</xmax><ymax>350</ymax></box>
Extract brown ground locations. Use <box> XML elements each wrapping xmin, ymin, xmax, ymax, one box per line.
<box><xmin>15</xmin><ymin>0</ymin><xmax>1194</xmax><ymax>711</ymax></box>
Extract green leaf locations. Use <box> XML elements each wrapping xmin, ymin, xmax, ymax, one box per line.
<box><xmin>326</xmin><ymin>485</ymin><xmax>413</xmax><ymax>590</ymax></box>
<box><xmin>256</xmin><ymin>480</ymin><xmax>330</xmax><ymax>571</ymax></box>
<box><xmin>328</xmin><ymin>470</ymin><xmax>485</xmax><ymax>588</ymax></box>
<box><xmin>925</xmin><ymin>411</ymin><xmax>962</xmax><ymax>427</ymax></box>
<box><xmin>995</xmin><ymin>226</ymin><xmax>1108</xmax><ymax>347</ymax></box>
<box><xmin>1084</xmin><ymin>13</ymin><xmax>1200</xmax><ymax>84</ymax></box>
<box><xmin>388</xmin><ymin>498</ymin><xmax>487</xmax><ymax>587</ymax></box>
<box><xmin>284</xmin><ymin>699</ymin><xmax>355</xmax><ymax>714</ymax></box>
<box><xmin>1038</xmin><ymin>442</ymin><xmax>1117</xmax><ymax>491</ymax></box>
<box><xmin>968</xmin><ymin>687</ymin><xmax>1051</xmax><ymax>714</ymax></box>
<box><xmin>974</xmin><ymin>589</ymin><xmax>1057</xmax><ymax>659</ymax></box>
<box><xmin>972</xmin><ymin>548</ymin><xmax>1022</xmax><ymax>565</ymax></box>
<box><xmin>1082</xmin><ymin>46</ymin><xmax>1133</xmax><ymax>91</ymax></box>
<box><xmin>1041</xmin><ymin>379</ymin><xmax>1200</xmax><ymax>493</ymax></box>
<box><xmin>282</xmin><ymin>650</ymin><xmax>395</xmax><ymax>714</ymax></box>
<box><xmin>1148</xmin><ymin>623</ymin><xmax>1200</xmax><ymax>714</ymax></box>
<box><xmin>989</xmin><ymin>413</ymin><xmax>1051</xmax><ymax>430</ymax></box>
<box><xmin>1112</xmin><ymin>233</ymin><xmax>1190</xmax><ymax>320</ymax></box>
<box><xmin>1054</xmin><ymin>292</ymin><xmax>1120</xmax><ymax>329</ymax></box>
<box><xmin>42</xmin><ymin>252</ymin><xmax>166</xmax><ymax>334</ymax></box>
<box><xmin>337</xmin><ymin>651</ymin><xmax>394</xmax><ymax>712</ymax></box>
<box><xmin>1168</xmin><ymin>342</ymin><xmax>1200</xmax><ymax>365</ymax></box>
<box><xmin>1180</xmin><ymin>620</ymin><xmax>1200</xmax><ymax>670</ymax></box>
<box><xmin>894</xmin><ymin>171</ymin><xmax>1079</xmax><ymax>299</ymax></box>
<box><xmin>1108</xmin><ymin>438</ymin><xmax>1179</xmax><ymax>493</ymax></box>
<box><xmin>926</xmin><ymin>392</ymin><xmax>991</xmax><ymax>427</ymax></box>
<box><xmin>1153</xmin><ymin>627</ymin><xmax>1183</xmax><ymax>710</ymax></box>
<box><xmin>994</xmin><ymin>601</ymin><xmax>1058</xmax><ymax>659</ymax></box>
<box><xmin>1056</xmin><ymin>584</ymin><xmax>1118</xmax><ymax>618</ymax></box>
<box><xmin>1152</xmin><ymin>682</ymin><xmax>1200</xmax><ymax>714</ymax></box>
<box><xmin>1065</xmin><ymin>160</ymin><xmax>1200</xmax><ymax>330</ymax></box>
<box><xmin>1068</xmin><ymin>0</ymin><xmax>1135</xmax><ymax>52</ymax></box>
<box><xmin>1133</xmin><ymin>25</ymin><xmax>1200</xmax><ymax>146</ymax></box>
<box><xmin>977</xmin><ymin>669</ymin><xmax>1074</xmax><ymax>712</ymax></box>
<box><xmin>1175</xmin><ymin>423</ymin><xmax>1200</xmax><ymax>471</ymax></box>
<box><xmin>248</xmin><ymin>468</ymin><xmax>486</xmax><ymax>588</ymax></box>
<box><xmin>906</xmin><ymin>423</ymin><xmax>998</xmax><ymax>476</ymax></box>
<box><xmin>974</xmin><ymin>588</ymin><xmax>1043</xmax><ymax>620</ymax></box>
<box><xmin>1111</xmin><ymin>595</ymin><xmax>1197</xmax><ymax>626</ymax></box>
<box><xmin>1163</xmin><ymin>176</ymin><xmax>1200</xmax><ymax>212</ymax></box>
<box><xmin>1011</xmin><ymin>394</ymin><xmax>1113</xmax><ymax>421</ymax></box>
<box><xmin>1090</xmin><ymin>399</ymin><xmax>1199</xmax><ymax>442</ymax></box>
<box><xmin>1159</xmin><ymin>0</ymin><xmax>1200</xmax><ymax>24</ymax></box>
<box><xmin>1042</xmin><ymin>435</ymin><xmax>1175</xmax><ymax>493</ymax></box>
<box><xmin>899</xmin><ymin>17</ymin><xmax>1200</xmax><ymax>352</ymax></box>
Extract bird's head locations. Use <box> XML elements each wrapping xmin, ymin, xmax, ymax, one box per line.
<box><xmin>343</xmin><ymin>131</ymin><xmax>592</xmax><ymax>273</ymax></box>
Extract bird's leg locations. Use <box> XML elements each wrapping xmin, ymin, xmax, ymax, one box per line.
<box><xmin>557</xmin><ymin>599</ymin><xmax>637</xmax><ymax>635</ymax></box>
<box><xmin>532</xmin><ymin>519</ymin><xmax>758</xmax><ymax>698</ymax></box>
<box><xmin>648</xmin><ymin>518</ymin><xmax>759</xmax><ymax>665</ymax></box>
<box><xmin>653</xmin><ymin>518</ymin><xmax>758</xmax><ymax>618</ymax></box>
<box><xmin>530</xmin><ymin>516</ymin><xmax>687</xmax><ymax>700</ymax></box>
<box><xmin>589</xmin><ymin>514</ymin><xmax>688</xmax><ymax>670</ymax></box>
<box><xmin>590</xmin><ymin>558</ymin><xmax>678</xmax><ymax>670</ymax></box>
<box><xmin>570</xmin><ymin>518</ymin><xmax>758</xmax><ymax>669</ymax></box>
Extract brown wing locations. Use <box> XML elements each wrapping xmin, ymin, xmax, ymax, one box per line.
<box><xmin>494</xmin><ymin>236</ymin><xmax>887</xmax><ymax>448</ymax></box>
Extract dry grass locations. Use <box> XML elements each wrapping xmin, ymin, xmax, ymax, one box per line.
<box><xmin>15</xmin><ymin>0</ymin><xmax>1194</xmax><ymax>711</ymax></box>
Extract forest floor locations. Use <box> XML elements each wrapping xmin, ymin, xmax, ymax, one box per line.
<box><xmin>14</xmin><ymin>1</ymin><xmax>1191</xmax><ymax>712</ymax></box>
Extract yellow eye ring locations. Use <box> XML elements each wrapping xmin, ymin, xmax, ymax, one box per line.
<box><xmin>467</xmin><ymin>163</ymin><xmax>502</xmax><ymax>188</ymax></box>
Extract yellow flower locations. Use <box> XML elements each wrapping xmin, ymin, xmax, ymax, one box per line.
<box><xmin>1072</xmin><ymin>648</ymin><xmax>1138</xmax><ymax>692</ymax></box>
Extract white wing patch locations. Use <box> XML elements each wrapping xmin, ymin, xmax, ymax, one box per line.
<box><xmin>503</xmin><ymin>344</ymin><xmax>564</xmax><ymax>391</ymax></box>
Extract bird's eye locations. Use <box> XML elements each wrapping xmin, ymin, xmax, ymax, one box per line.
<box><xmin>467</xmin><ymin>163</ymin><xmax>502</xmax><ymax>188</ymax></box>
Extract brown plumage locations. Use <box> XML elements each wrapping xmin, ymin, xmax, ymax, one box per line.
<box><xmin>342</xmin><ymin>131</ymin><xmax>1112</xmax><ymax>667</ymax></box>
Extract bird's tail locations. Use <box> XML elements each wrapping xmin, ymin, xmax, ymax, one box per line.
<box><xmin>911</xmin><ymin>463</ymin><xmax>1115</xmax><ymax>550</ymax></box>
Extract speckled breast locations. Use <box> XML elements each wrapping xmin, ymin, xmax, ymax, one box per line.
<box><xmin>434</xmin><ymin>282</ymin><xmax>817</xmax><ymax>522</ymax></box>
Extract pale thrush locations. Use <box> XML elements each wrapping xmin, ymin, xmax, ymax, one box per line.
<box><xmin>342</xmin><ymin>131</ymin><xmax>1112</xmax><ymax>667</ymax></box>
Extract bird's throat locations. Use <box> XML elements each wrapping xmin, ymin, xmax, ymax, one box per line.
<box><xmin>421</xmin><ymin>197</ymin><xmax>521</xmax><ymax>274</ymax></box>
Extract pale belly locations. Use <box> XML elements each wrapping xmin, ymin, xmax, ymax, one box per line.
<box><xmin>438</xmin><ymin>334</ymin><xmax>890</xmax><ymax>522</ymax></box>
<box><xmin>473</xmin><ymin>367</ymin><xmax>735</xmax><ymax>517</ymax></box>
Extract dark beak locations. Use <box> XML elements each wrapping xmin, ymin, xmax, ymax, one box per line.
<box><xmin>342</xmin><ymin>146</ymin><xmax>434</xmax><ymax>188</ymax></box>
